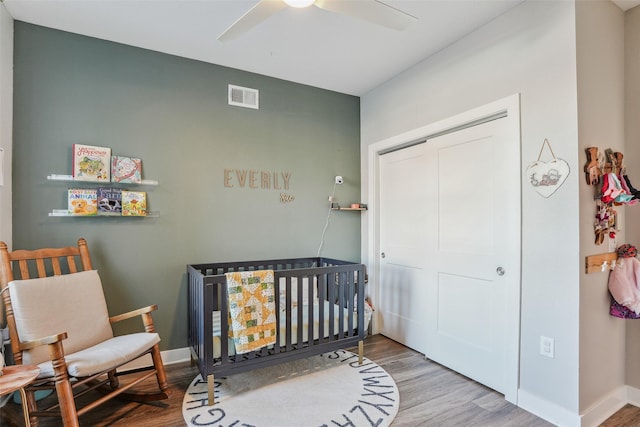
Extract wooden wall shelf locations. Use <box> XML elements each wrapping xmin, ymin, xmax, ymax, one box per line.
<box><xmin>331</xmin><ymin>203</ymin><xmax>367</xmax><ymax>211</ymax></box>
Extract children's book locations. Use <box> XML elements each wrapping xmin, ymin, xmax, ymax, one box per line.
<box><xmin>121</xmin><ymin>190</ymin><xmax>147</xmax><ymax>216</ymax></box>
<box><xmin>111</xmin><ymin>155</ymin><xmax>142</xmax><ymax>183</ymax></box>
<box><xmin>72</xmin><ymin>144</ymin><xmax>111</xmax><ymax>182</ymax></box>
<box><xmin>97</xmin><ymin>187</ymin><xmax>123</xmax><ymax>216</ymax></box>
<box><xmin>68</xmin><ymin>189</ymin><xmax>98</xmax><ymax>216</ymax></box>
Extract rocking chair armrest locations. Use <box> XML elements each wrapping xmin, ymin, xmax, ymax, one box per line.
<box><xmin>109</xmin><ymin>304</ymin><xmax>158</xmax><ymax>324</ymax></box>
<box><xmin>20</xmin><ymin>332</ymin><xmax>68</xmax><ymax>350</ymax></box>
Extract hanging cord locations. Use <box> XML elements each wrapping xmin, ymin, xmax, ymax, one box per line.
<box><xmin>536</xmin><ymin>138</ymin><xmax>556</xmax><ymax>161</ymax></box>
<box><xmin>316</xmin><ymin>181</ymin><xmax>337</xmax><ymax>257</ymax></box>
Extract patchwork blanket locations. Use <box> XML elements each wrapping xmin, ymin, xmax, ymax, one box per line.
<box><xmin>225</xmin><ymin>270</ymin><xmax>277</xmax><ymax>354</ymax></box>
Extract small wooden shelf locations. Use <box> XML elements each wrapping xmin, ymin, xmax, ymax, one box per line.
<box><xmin>47</xmin><ymin>174</ymin><xmax>159</xmax><ymax>186</ymax></box>
<box><xmin>331</xmin><ymin>203</ymin><xmax>367</xmax><ymax>211</ymax></box>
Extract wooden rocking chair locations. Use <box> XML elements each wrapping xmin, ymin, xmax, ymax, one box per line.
<box><xmin>0</xmin><ymin>238</ymin><xmax>169</xmax><ymax>426</ymax></box>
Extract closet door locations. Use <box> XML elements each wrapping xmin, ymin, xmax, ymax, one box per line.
<box><xmin>378</xmin><ymin>116</ymin><xmax>519</xmax><ymax>398</ymax></box>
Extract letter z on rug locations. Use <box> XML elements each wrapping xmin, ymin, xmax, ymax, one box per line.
<box><xmin>182</xmin><ymin>350</ymin><xmax>399</xmax><ymax>427</ymax></box>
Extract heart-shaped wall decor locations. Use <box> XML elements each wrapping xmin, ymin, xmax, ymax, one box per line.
<box><xmin>526</xmin><ymin>158</ymin><xmax>570</xmax><ymax>198</ymax></box>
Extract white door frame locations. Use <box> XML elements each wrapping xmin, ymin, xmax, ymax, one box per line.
<box><xmin>363</xmin><ymin>93</ymin><xmax>522</xmax><ymax>404</ymax></box>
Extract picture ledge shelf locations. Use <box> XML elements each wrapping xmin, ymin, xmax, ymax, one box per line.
<box><xmin>47</xmin><ymin>174</ymin><xmax>159</xmax><ymax>186</ymax></box>
<box><xmin>49</xmin><ymin>209</ymin><xmax>160</xmax><ymax>218</ymax></box>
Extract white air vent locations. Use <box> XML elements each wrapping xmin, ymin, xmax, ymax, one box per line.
<box><xmin>228</xmin><ymin>84</ymin><xmax>259</xmax><ymax>109</ymax></box>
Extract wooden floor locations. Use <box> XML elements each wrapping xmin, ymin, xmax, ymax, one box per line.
<box><xmin>1</xmin><ymin>335</ymin><xmax>639</xmax><ymax>426</ymax></box>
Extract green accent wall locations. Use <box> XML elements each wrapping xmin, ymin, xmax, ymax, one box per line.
<box><xmin>12</xmin><ymin>22</ymin><xmax>361</xmax><ymax>350</ymax></box>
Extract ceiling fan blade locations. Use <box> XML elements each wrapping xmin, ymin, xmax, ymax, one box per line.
<box><xmin>314</xmin><ymin>0</ymin><xmax>417</xmax><ymax>31</ymax></box>
<box><xmin>218</xmin><ymin>0</ymin><xmax>287</xmax><ymax>42</ymax></box>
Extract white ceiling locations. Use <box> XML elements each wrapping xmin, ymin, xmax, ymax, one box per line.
<box><xmin>3</xmin><ymin>0</ymin><xmax>639</xmax><ymax>96</ymax></box>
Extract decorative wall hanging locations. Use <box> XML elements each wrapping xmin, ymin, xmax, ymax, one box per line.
<box><xmin>584</xmin><ymin>147</ymin><xmax>639</xmax><ymax>245</ymax></box>
<box><xmin>526</xmin><ymin>139</ymin><xmax>570</xmax><ymax>198</ymax></box>
<box><xmin>223</xmin><ymin>168</ymin><xmax>296</xmax><ymax>204</ymax></box>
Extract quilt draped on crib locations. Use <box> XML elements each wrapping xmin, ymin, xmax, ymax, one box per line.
<box><xmin>225</xmin><ymin>270</ymin><xmax>277</xmax><ymax>354</ymax></box>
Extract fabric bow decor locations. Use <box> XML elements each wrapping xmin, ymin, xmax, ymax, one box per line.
<box><xmin>587</xmin><ymin>148</ymin><xmax>638</xmax><ymax>246</ymax></box>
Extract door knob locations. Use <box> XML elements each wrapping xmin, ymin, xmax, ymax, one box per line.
<box><xmin>381</xmin><ymin>252</ymin><xmax>386</xmax><ymax>259</ymax></box>
<box><xmin>496</xmin><ymin>267</ymin><xmax>505</xmax><ymax>276</ymax></box>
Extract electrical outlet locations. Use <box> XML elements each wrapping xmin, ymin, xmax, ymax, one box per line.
<box><xmin>328</xmin><ymin>196</ymin><xmax>334</xmax><ymax>202</ymax></box>
<box><xmin>540</xmin><ymin>336</ymin><xmax>554</xmax><ymax>358</ymax></box>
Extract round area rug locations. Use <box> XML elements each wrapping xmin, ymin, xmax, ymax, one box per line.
<box><xmin>182</xmin><ymin>349</ymin><xmax>399</xmax><ymax>427</ymax></box>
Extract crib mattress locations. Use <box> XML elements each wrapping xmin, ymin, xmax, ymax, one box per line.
<box><xmin>212</xmin><ymin>303</ymin><xmax>365</xmax><ymax>358</ymax></box>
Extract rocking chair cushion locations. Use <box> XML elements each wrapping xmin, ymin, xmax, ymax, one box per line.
<box><xmin>9</xmin><ymin>270</ymin><xmax>114</xmax><ymax>365</ymax></box>
<box><xmin>36</xmin><ymin>332</ymin><xmax>161</xmax><ymax>379</ymax></box>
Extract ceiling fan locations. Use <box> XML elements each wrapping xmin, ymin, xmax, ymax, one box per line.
<box><xmin>218</xmin><ymin>0</ymin><xmax>418</xmax><ymax>42</ymax></box>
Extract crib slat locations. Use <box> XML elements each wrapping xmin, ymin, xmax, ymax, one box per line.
<box><xmin>306</xmin><ymin>275</ymin><xmax>315</xmax><ymax>349</ymax></box>
<box><xmin>274</xmin><ymin>277</ymin><xmax>282</xmax><ymax>354</ymax></box>
<box><xmin>285</xmin><ymin>275</ymin><xmax>293</xmax><ymax>351</ymax></box>
<box><xmin>347</xmin><ymin>270</ymin><xmax>355</xmax><ymax>336</ymax></box>
<box><xmin>318</xmin><ymin>273</ymin><xmax>327</xmax><ymax>344</ymax></box>
<box><xmin>296</xmin><ymin>274</ymin><xmax>303</xmax><ymax>348</ymax></box>
<box><xmin>328</xmin><ymin>272</ymin><xmax>335</xmax><ymax>338</ymax></box>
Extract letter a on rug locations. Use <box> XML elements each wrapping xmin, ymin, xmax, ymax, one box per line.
<box><xmin>182</xmin><ymin>350</ymin><xmax>399</xmax><ymax>427</ymax></box>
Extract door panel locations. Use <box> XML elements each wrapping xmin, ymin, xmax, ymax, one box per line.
<box><xmin>437</xmin><ymin>137</ymin><xmax>494</xmax><ymax>255</ymax></box>
<box><xmin>378</xmin><ymin>143</ymin><xmax>431</xmax><ymax>354</ymax></box>
<box><xmin>436</xmin><ymin>273</ymin><xmax>494</xmax><ymax>352</ymax></box>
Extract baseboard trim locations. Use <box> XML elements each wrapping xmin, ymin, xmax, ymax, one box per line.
<box><xmin>579</xmin><ymin>386</ymin><xmax>628</xmax><ymax>427</ymax></box>
<box><xmin>161</xmin><ymin>346</ymin><xmax>192</xmax><ymax>365</ymax></box>
<box><xmin>119</xmin><ymin>346</ymin><xmax>191</xmax><ymax>372</ymax></box>
<box><xmin>517</xmin><ymin>389</ymin><xmax>581</xmax><ymax>427</ymax></box>
<box><xmin>628</xmin><ymin>385</ymin><xmax>640</xmax><ymax>407</ymax></box>
<box><xmin>521</xmin><ymin>385</ymin><xmax>640</xmax><ymax>427</ymax></box>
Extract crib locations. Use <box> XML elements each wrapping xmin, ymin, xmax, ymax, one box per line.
<box><xmin>187</xmin><ymin>257</ymin><xmax>368</xmax><ymax>404</ymax></box>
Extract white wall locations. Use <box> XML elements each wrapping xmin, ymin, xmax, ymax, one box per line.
<box><xmin>0</xmin><ymin>4</ymin><xmax>13</xmax><ymax>248</ymax></box>
<box><xmin>361</xmin><ymin>1</ymin><xmax>582</xmax><ymax>424</ymax></box>
<box><xmin>576</xmin><ymin>1</ymin><xmax>627</xmax><ymax>420</ymax></box>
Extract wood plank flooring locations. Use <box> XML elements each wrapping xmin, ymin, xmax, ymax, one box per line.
<box><xmin>1</xmin><ymin>334</ymin><xmax>638</xmax><ymax>426</ymax></box>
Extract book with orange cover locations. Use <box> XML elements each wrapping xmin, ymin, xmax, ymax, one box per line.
<box><xmin>121</xmin><ymin>190</ymin><xmax>147</xmax><ymax>216</ymax></box>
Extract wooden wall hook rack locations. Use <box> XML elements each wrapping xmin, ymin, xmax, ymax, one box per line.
<box><xmin>585</xmin><ymin>252</ymin><xmax>618</xmax><ymax>274</ymax></box>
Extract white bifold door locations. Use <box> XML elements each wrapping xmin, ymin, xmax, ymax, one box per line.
<box><xmin>378</xmin><ymin>117</ymin><xmax>520</xmax><ymax>397</ymax></box>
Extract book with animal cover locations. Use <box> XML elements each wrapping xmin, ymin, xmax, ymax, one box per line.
<box><xmin>97</xmin><ymin>187</ymin><xmax>123</xmax><ymax>216</ymax></box>
<box><xmin>121</xmin><ymin>190</ymin><xmax>147</xmax><ymax>216</ymax></box>
<box><xmin>72</xmin><ymin>144</ymin><xmax>111</xmax><ymax>182</ymax></box>
<box><xmin>68</xmin><ymin>188</ymin><xmax>98</xmax><ymax>216</ymax></box>
<box><xmin>111</xmin><ymin>155</ymin><xmax>142</xmax><ymax>184</ymax></box>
